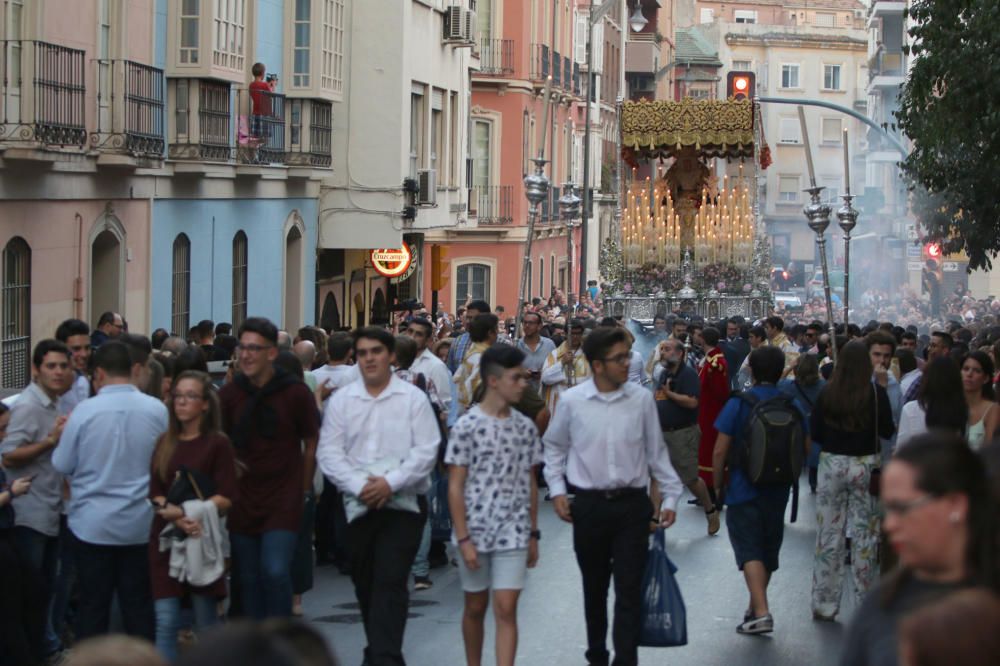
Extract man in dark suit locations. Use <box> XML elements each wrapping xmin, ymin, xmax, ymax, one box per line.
<box><xmin>722</xmin><ymin>317</ymin><xmax>750</xmax><ymax>390</ymax></box>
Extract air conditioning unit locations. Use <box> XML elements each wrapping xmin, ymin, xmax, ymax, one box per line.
<box><xmin>463</xmin><ymin>9</ymin><xmax>477</xmax><ymax>44</ymax></box>
<box><xmin>443</xmin><ymin>6</ymin><xmax>464</xmax><ymax>42</ymax></box>
<box><xmin>417</xmin><ymin>169</ymin><xmax>437</xmax><ymax>205</ymax></box>
<box><xmin>854</xmin><ymin>10</ymin><xmax>864</xmax><ymax>19</ymax></box>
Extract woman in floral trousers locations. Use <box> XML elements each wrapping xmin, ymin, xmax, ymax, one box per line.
<box><xmin>808</xmin><ymin>341</ymin><xmax>896</xmax><ymax>620</ymax></box>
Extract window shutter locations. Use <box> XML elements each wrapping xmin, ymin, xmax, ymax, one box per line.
<box><xmin>575</xmin><ymin>12</ymin><xmax>587</xmax><ymax>64</ymax></box>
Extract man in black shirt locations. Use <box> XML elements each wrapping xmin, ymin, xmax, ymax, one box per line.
<box><xmin>654</xmin><ymin>338</ymin><xmax>720</xmax><ymax>535</ymax></box>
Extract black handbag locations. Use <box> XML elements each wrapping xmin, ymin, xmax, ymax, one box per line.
<box><xmin>165</xmin><ymin>466</ymin><xmax>216</xmax><ymax>506</ymax></box>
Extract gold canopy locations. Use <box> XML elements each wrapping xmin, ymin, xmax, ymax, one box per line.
<box><xmin>621</xmin><ymin>98</ymin><xmax>754</xmax><ymax>159</ymax></box>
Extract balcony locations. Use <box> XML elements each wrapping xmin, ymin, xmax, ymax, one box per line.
<box><xmin>236</xmin><ymin>88</ymin><xmax>286</xmax><ymax>165</ymax></box>
<box><xmin>0</xmin><ymin>40</ymin><xmax>87</xmax><ymax>150</ymax></box>
<box><xmin>530</xmin><ymin>44</ymin><xmax>550</xmax><ymax>82</ymax></box>
<box><xmin>477</xmin><ymin>39</ymin><xmax>514</xmax><ymax>76</ymax></box>
<box><xmin>869</xmin><ymin>48</ymin><xmax>906</xmax><ymax>89</ymax></box>
<box><xmin>868</xmin><ymin>1</ymin><xmax>906</xmax><ymax>29</ymax></box>
<box><xmin>470</xmin><ymin>185</ymin><xmax>513</xmax><ymax>225</ymax></box>
<box><xmin>286</xmin><ymin>98</ymin><xmax>332</xmax><ymax>169</ymax></box>
<box><xmin>625</xmin><ymin>38</ymin><xmax>658</xmax><ymax>74</ymax></box>
<box><xmin>552</xmin><ymin>50</ymin><xmax>562</xmax><ymax>87</ymax></box>
<box><xmin>91</xmin><ymin>59</ymin><xmax>165</xmax><ymax>163</ymax></box>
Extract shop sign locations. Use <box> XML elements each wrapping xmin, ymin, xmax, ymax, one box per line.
<box><xmin>370</xmin><ymin>243</ymin><xmax>413</xmax><ymax>279</ymax></box>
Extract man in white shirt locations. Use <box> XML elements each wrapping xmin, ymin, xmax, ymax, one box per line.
<box><xmin>544</xmin><ymin>326</ymin><xmax>684</xmax><ymax>666</ymax></box>
<box><xmin>312</xmin><ymin>331</ymin><xmax>360</xmax><ymax>404</ymax></box>
<box><xmin>317</xmin><ymin>327</ymin><xmax>440</xmax><ymax>666</ymax></box>
<box><xmin>406</xmin><ymin>317</ymin><xmax>453</xmax><ymax>422</ymax></box>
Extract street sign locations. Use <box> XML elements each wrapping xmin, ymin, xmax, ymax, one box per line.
<box><xmin>906</xmin><ymin>224</ymin><xmax>918</xmax><ymax>240</ymax></box>
<box><xmin>907</xmin><ymin>244</ymin><xmax>921</xmax><ymax>258</ymax></box>
<box><xmin>370</xmin><ymin>243</ymin><xmax>413</xmax><ymax>279</ymax></box>
<box><xmin>907</xmin><ymin>261</ymin><xmax>923</xmax><ymax>272</ymax></box>
<box><xmin>942</xmin><ymin>261</ymin><xmax>960</xmax><ymax>272</ymax></box>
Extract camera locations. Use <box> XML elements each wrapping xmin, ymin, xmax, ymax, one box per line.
<box><xmin>265</xmin><ymin>73</ymin><xmax>278</xmax><ymax>83</ymax></box>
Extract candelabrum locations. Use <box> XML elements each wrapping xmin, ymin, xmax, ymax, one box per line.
<box><xmin>515</xmin><ymin>157</ymin><xmax>550</xmax><ymax>339</ymax></box>
<box><xmin>836</xmin><ymin>193</ymin><xmax>859</xmax><ymax>329</ymax></box>
<box><xmin>804</xmin><ymin>186</ymin><xmax>838</xmax><ymax>364</ymax></box>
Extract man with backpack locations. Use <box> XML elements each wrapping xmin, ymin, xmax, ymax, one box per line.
<box><xmin>711</xmin><ymin>345</ymin><xmax>809</xmax><ymax>636</ymax></box>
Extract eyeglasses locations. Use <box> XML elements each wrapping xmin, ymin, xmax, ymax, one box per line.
<box><xmin>882</xmin><ymin>494</ymin><xmax>936</xmax><ymax>518</ymax></box>
<box><xmin>236</xmin><ymin>343</ymin><xmax>273</xmax><ymax>355</ymax></box>
<box><xmin>601</xmin><ymin>353</ymin><xmax>632</xmax><ymax>366</ymax></box>
<box><xmin>172</xmin><ymin>392</ymin><xmax>204</xmax><ymax>403</ymax></box>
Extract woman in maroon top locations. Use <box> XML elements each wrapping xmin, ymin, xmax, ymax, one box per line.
<box><xmin>148</xmin><ymin>371</ymin><xmax>238</xmax><ymax>662</ymax></box>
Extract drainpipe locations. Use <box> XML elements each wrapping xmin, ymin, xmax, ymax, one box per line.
<box><xmin>74</xmin><ymin>213</ymin><xmax>84</xmax><ymax>319</ymax></box>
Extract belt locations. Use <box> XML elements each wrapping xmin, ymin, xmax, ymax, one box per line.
<box><xmin>574</xmin><ymin>487</ymin><xmax>646</xmax><ymax>501</ymax></box>
<box><xmin>662</xmin><ymin>423</ymin><xmax>697</xmax><ymax>433</ymax></box>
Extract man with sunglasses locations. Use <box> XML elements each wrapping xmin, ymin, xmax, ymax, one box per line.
<box><xmin>544</xmin><ymin>326</ymin><xmax>683</xmax><ymax>666</ymax></box>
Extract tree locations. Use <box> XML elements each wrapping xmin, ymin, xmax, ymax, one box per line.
<box><xmin>896</xmin><ymin>0</ymin><xmax>1000</xmax><ymax>271</ymax></box>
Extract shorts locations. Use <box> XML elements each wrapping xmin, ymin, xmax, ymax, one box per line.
<box><xmin>663</xmin><ymin>424</ymin><xmax>701</xmax><ymax>485</ymax></box>
<box><xmin>456</xmin><ymin>548</ymin><xmax>528</xmax><ymax>593</ymax></box>
<box><xmin>725</xmin><ymin>489</ymin><xmax>789</xmax><ymax>573</ymax></box>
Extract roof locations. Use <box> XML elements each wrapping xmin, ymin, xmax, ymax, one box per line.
<box><xmin>725</xmin><ymin>31</ymin><xmax>867</xmax><ymax>47</ymax></box>
<box><xmin>675</xmin><ymin>26</ymin><xmax>723</xmax><ymax>67</ymax></box>
<box><xmin>701</xmin><ymin>0</ymin><xmax>863</xmax><ymax>7</ymax></box>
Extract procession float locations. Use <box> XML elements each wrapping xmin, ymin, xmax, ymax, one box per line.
<box><xmin>602</xmin><ymin>97</ymin><xmax>773</xmax><ymax>322</ymax></box>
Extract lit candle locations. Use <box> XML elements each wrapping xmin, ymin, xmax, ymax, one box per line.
<box><xmin>843</xmin><ymin>127</ymin><xmax>851</xmax><ymax>195</ymax></box>
<box><xmin>797</xmin><ymin>106</ymin><xmax>817</xmax><ymax>187</ymax></box>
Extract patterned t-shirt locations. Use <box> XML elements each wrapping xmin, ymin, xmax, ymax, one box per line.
<box><xmin>445</xmin><ymin>405</ymin><xmax>544</xmax><ymax>552</ymax></box>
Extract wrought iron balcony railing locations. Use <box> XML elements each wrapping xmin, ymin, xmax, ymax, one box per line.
<box><xmin>470</xmin><ymin>185</ymin><xmax>514</xmax><ymax>225</ymax></box>
<box><xmin>236</xmin><ymin>88</ymin><xmax>286</xmax><ymax>165</ymax></box>
<box><xmin>530</xmin><ymin>44</ymin><xmax>550</xmax><ymax>82</ymax></box>
<box><xmin>91</xmin><ymin>59</ymin><xmax>165</xmax><ymax>157</ymax></box>
<box><xmin>168</xmin><ymin>79</ymin><xmax>234</xmax><ymax>162</ymax></box>
<box><xmin>0</xmin><ymin>40</ymin><xmax>86</xmax><ymax>147</ymax></box>
<box><xmin>286</xmin><ymin>98</ymin><xmax>332</xmax><ymax>168</ymax></box>
<box><xmin>477</xmin><ymin>39</ymin><xmax>514</xmax><ymax>76</ymax></box>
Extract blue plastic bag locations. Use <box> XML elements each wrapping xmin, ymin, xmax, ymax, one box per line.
<box><xmin>638</xmin><ymin>528</ymin><xmax>688</xmax><ymax>647</ymax></box>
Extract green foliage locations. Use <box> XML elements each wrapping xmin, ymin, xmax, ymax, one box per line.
<box><xmin>896</xmin><ymin>0</ymin><xmax>1000</xmax><ymax>270</ymax></box>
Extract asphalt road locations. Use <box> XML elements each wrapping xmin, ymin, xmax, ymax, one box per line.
<box><xmin>305</xmin><ymin>485</ymin><xmax>853</xmax><ymax>666</ymax></box>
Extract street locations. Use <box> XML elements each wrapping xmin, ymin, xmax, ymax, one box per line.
<box><xmin>305</xmin><ymin>484</ymin><xmax>850</xmax><ymax>666</ymax></box>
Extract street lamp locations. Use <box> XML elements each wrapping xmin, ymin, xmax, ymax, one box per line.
<box><xmin>628</xmin><ymin>4</ymin><xmax>648</xmax><ymax>33</ymax></box>
<box><xmin>514</xmin><ymin>156</ymin><xmax>551</xmax><ymax>339</ymax></box>
<box><xmin>804</xmin><ymin>186</ymin><xmax>838</xmax><ymax>364</ymax></box>
<box><xmin>559</xmin><ymin>183</ymin><xmax>582</xmax><ymax>306</ymax></box>
<box><xmin>836</xmin><ymin>192</ymin><xmax>859</xmax><ymax>329</ymax></box>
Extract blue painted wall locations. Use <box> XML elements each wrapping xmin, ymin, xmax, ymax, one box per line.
<box><xmin>150</xmin><ymin>198</ymin><xmax>318</xmax><ymax>332</ymax></box>
<box><xmin>256</xmin><ymin>0</ymin><xmax>285</xmax><ymax>93</ymax></box>
<box><xmin>154</xmin><ymin>0</ymin><xmax>167</xmax><ymax>70</ymax></box>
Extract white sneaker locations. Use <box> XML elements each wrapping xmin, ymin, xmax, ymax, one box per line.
<box><xmin>736</xmin><ymin>613</ymin><xmax>774</xmax><ymax>635</ymax></box>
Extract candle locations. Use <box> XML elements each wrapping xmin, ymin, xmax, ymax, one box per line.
<box><xmin>797</xmin><ymin>106</ymin><xmax>816</xmax><ymax>187</ymax></box>
<box><xmin>843</xmin><ymin>127</ymin><xmax>851</xmax><ymax>195</ymax></box>
<box><xmin>538</xmin><ymin>76</ymin><xmax>553</xmax><ymax>155</ymax></box>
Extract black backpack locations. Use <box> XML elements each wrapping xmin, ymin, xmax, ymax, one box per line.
<box><xmin>728</xmin><ymin>392</ymin><xmax>806</xmax><ymax>522</ymax></box>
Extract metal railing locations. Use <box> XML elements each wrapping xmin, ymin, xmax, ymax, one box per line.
<box><xmin>168</xmin><ymin>79</ymin><xmax>234</xmax><ymax>162</ymax></box>
<box><xmin>1</xmin><ymin>40</ymin><xmax>86</xmax><ymax>147</ymax></box>
<box><xmin>530</xmin><ymin>44</ymin><xmax>550</xmax><ymax>81</ymax></box>
<box><xmin>471</xmin><ymin>185</ymin><xmax>513</xmax><ymax>225</ymax></box>
<box><xmin>477</xmin><ymin>39</ymin><xmax>514</xmax><ymax>76</ymax></box>
<box><xmin>563</xmin><ymin>56</ymin><xmax>573</xmax><ymax>92</ymax></box>
<box><xmin>552</xmin><ymin>49</ymin><xmax>562</xmax><ymax>87</ymax></box>
<box><xmin>91</xmin><ymin>59</ymin><xmax>165</xmax><ymax>157</ymax></box>
<box><xmin>237</xmin><ymin>88</ymin><xmax>286</xmax><ymax>164</ymax></box>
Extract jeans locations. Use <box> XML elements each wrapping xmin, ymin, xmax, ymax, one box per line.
<box><xmin>50</xmin><ymin>517</ymin><xmax>76</xmax><ymax>642</ymax></box>
<box><xmin>230</xmin><ymin>530</ymin><xmax>298</xmax><ymax>619</ymax></box>
<box><xmin>0</xmin><ymin>531</ymin><xmax>45</xmax><ymax>666</ymax></box>
<box><xmin>348</xmin><ymin>508</ymin><xmax>425</xmax><ymax>666</ymax></box>
<box><xmin>70</xmin><ymin>531</ymin><xmax>154</xmax><ymax>641</ymax></box>
<box><xmin>291</xmin><ymin>493</ymin><xmax>317</xmax><ymax>596</ymax></box>
<box><xmin>410</xmin><ymin>494</ymin><xmax>432</xmax><ymax>579</ymax></box>
<box><xmin>154</xmin><ymin>595</ymin><xmax>219</xmax><ymax>662</ymax></box>
<box><xmin>571</xmin><ymin>491</ymin><xmax>651</xmax><ymax>666</ymax></box>
<box><xmin>12</xmin><ymin>526</ymin><xmax>61</xmax><ymax>655</ymax></box>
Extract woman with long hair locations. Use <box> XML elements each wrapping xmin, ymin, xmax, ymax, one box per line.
<box><xmin>148</xmin><ymin>371</ymin><xmax>238</xmax><ymax>662</ymax></box>
<box><xmin>779</xmin><ymin>354</ymin><xmax>825</xmax><ymax>493</ymax></box>
<box><xmin>962</xmin><ymin>351</ymin><xmax>998</xmax><ymax>450</ymax></box>
<box><xmin>897</xmin><ymin>357</ymin><xmax>967</xmax><ymax>447</ymax></box>
<box><xmin>810</xmin><ymin>340</ymin><xmax>896</xmax><ymax>621</ymax></box>
<box><xmin>839</xmin><ymin>432</ymin><xmax>999</xmax><ymax>666</ymax></box>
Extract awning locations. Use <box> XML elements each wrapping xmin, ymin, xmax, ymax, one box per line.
<box><xmin>621</xmin><ymin>98</ymin><xmax>754</xmax><ymax>161</ymax></box>
<box><xmin>319</xmin><ymin>211</ymin><xmax>402</xmax><ymax>249</ymax></box>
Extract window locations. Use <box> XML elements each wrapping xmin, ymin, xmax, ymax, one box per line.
<box><xmin>171</xmin><ymin>234</ymin><xmax>191</xmax><ymax>337</ymax></box>
<box><xmin>180</xmin><ymin>0</ymin><xmax>199</xmax><ymax>64</ymax></box>
<box><xmin>431</xmin><ymin>88</ymin><xmax>443</xmax><ymax>176</ymax></box>
<box><xmin>472</xmin><ymin>119</ymin><xmax>491</xmax><ymax>187</ymax></box>
<box><xmin>821</xmin><ymin>178</ymin><xmax>839</xmax><ymax>205</ymax></box>
<box><xmin>732</xmin><ymin>60</ymin><xmax>752</xmax><ymax>72</ymax></box>
<box><xmin>1</xmin><ymin>237</ymin><xmax>30</xmax><ymax>389</ymax></box>
<box><xmin>734</xmin><ymin>10</ymin><xmax>757</xmax><ymax>24</ymax></box>
<box><xmin>232</xmin><ymin>231</ymin><xmax>248</xmax><ymax>328</ymax></box>
<box><xmin>550</xmin><ymin>255</ymin><xmax>555</xmax><ymax>295</ymax></box>
<box><xmin>99</xmin><ymin>0</ymin><xmax>111</xmax><ymax>58</ymax></box>
<box><xmin>312</xmin><ymin>100</ymin><xmax>332</xmax><ymax>156</ymax></box>
<box><xmin>781</xmin><ymin>64</ymin><xmax>800</xmax><ymax>89</ymax></box>
<box><xmin>821</xmin><ymin>117</ymin><xmax>842</xmax><ymax>144</ymax></box>
<box><xmin>478</xmin><ymin>0</ymin><xmax>492</xmax><ymax>41</ymax></box>
<box><xmin>322</xmin><ymin>0</ymin><xmax>345</xmax><ymax>93</ymax></box>
<box><xmin>175</xmin><ymin>78</ymin><xmax>190</xmax><ymax>136</ymax></box>
<box><xmin>522</xmin><ymin>110</ymin><xmax>530</xmax><ymax>176</ymax></box>
<box><xmin>410</xmin><ymin>85</ymin><xmax>425</xmax><ymax>176</ymax></box>
<box><xmin>457</xmin><ymin>264</ymin><xmax>490</xmax><ymax>303</ymax></box>
<box><xmin>823</xmin><ymin>64</ymin><xmax>842</xmax><ymax>91</ymax></box>
<box><xmin>289</xmin><ymin>99</ymin><xmax>302</xmax><ymax>145</ymax></box>
<box><xmin>778</xmin><ymin>176</ymin><xmax>800</xmax><ymax>203</ymax></box>
<box><xmin>700</xmin><ymin>8</ymin><xmax>714</xmax><ymax>24</ymax></box>
<box><xmin>779</xmin><ymin>117</ymin><xmax>801</xmax><ymax>144</ymax></box>
<box><xmin>449</xmin><ymin>91</ymin><xmax>459</xmax><ymax>186</ymax></box>
<box><xmin>212</xmin><ymin>0</ymin><xmax>245</xmax><ymax>71</ymax></box>
<box><xmin>815</xmin><ymin>12</ymin><xmax>835</xmax><ymax>28</ymax></box>
<box><xmin>293</xmin><ymin>0</ymin><xmax>310</xmax><ymax>87</ymax></box>
<box><xmin>538</xmin><ymin>257</ymin><xmax>544</xmax><ymax>298</ymax></box>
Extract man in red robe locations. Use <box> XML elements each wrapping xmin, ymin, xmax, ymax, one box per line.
<box><xmin>697</xmin><ymin>327</ymin><xmax>729</xmax><ymax>506</ymax></box>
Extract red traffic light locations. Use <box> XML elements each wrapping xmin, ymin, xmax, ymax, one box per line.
<box><xmin>924</xmin><ymin>242</ymin><xmax>942</xmax><ymax>259</ymax></box>
<box><xmin>727</xmin><ymin>71</ymin><xmax>755</xmax><ymax>101</ymax></box>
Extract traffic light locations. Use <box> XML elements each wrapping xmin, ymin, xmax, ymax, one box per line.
<box><xmin>727</xmin><ymin>71</ymin><xmax>755</xmax><ymax>101</ymax></box>
<box><xmin>922</xmin><ymin>243</ymin><xmax>942</xmax><ymax>313</ymax></box>
<box><xmin>923</xmin><ymin>242</ymin><xmax>942</xmax><ymax>260</ymax></box>
<box><xmin>430</xmin><ymin>245</ymin><xmax>449</xmax><ymax>292</ymax></box>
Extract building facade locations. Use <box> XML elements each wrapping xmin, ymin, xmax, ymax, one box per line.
<box><xmin>0</xmin><ymin>0</ymin><xmax>332</xmax><ymax>389</ymax></box>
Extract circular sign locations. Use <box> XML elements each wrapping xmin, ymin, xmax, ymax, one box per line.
<box><xmin>370</xmin><ymin>242</ymin><xmax>413</xmax><ymax>278</ymax></box>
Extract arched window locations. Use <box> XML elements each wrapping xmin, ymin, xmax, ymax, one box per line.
<box><xmin>171</xmin><ymin>234</ymin><xmax>191</xmax><ymax>336</ymax></box>
<box><xmin>232</xmin><ymin>231</ymin><xmax>248</xmax><ymax>328</ymax></box>
<box><xmin>457</xmin><ymin>263</ymin><xmax>490</xmax><ymax>303</ymax></box>
<box><xmin>2</xmin><ymin>237</ymin><xmax>31</xmax><ymax>389</ymax></box>
<box><xmin>284</xmin><ymin>223</ymin><xmax>304</xmax><ymax>332</ymax></box>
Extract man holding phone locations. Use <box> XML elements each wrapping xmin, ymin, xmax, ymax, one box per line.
<box><xmin>515</xmin><ymin>312</ymin><xmax>555</xmax><ymax>394</ymax></box>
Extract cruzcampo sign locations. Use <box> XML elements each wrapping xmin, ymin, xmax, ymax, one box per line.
<box><xmin>370</xmin><ymin>243</ymin><xmax>413</xmax><ymax>279</ymax></box>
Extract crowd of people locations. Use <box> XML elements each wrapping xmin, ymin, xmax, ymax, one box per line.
<box><xmin>2</xmin><ymin>296</ymin><xmax>1000</xmax><ymax>666</ymax></box>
